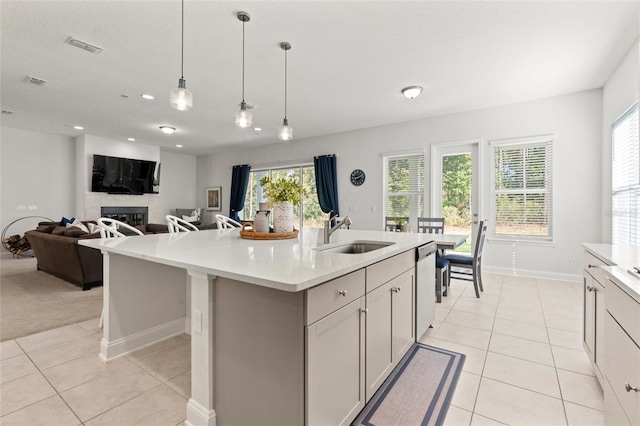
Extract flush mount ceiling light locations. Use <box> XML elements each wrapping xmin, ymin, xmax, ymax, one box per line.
<box><xmin>277</xmin><ymin>42</ymin><xmax>293</xmax><ymax>141</ymax></box>
<box><xmin>235</xmin><ymin>11</ymin><xmax>252</xmax><ymax>128</ymax></box>
<box><xmin>402</xmin><ymin>86</ymin><xmax>423</xmax><ymax>99</ymax></box>
<box><xmin>160</xmin><ymin>126</ymin><xmax>176</xmax><ymax>134</ymax></box>
<box><xmin>169</xmin><ymin>0</ymin><xmax>193</xmax><ymax>111</ymax></box>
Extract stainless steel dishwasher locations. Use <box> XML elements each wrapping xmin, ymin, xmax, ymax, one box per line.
<box><xmin>416</xmin><ymin>242</ymin><xmax>437</xmax><ymax>339</ymax></box>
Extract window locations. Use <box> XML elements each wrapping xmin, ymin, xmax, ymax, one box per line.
<box><xmin>612</xmin><ymin>102</ymin><xmax>640</xmax><ymax>245</ymax></box>
<box><xmin>242</xmin><ymin>165</ymin><xmax>324</xmax><ymax>229</ymax></box>
<box><xmin>384</xmin><ymin>153</ymin><xmax>424</xmax><ymax>228</ymax></box>
<box><xmin>491</xmin><ymin>136</ymin><xmax>553</xmax><ymax>240</ymax></box>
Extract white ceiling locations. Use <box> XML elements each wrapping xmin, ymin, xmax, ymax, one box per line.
<box><xmin>1</xmin><ymin>1</ymin><xmax>638</xmax><ymax>156</ymax></box>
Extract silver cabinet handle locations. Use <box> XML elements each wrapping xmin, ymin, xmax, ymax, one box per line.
<box><xmin>625</xmin><ymin>383</ymin><xmax>638</xmax><ymax>392</ymax></box>
<box><xmin>397</xmin><ymin>286</ymin><xmax>401</xmax><ymax>292</ymax></box>
<box><xmin>586</xmin><ymin>286</ymin><xmax>596</xmax><ymax>292</ymax></box>
<box><xmin>588</xmin><ymin>264</ymin><xmax>598</xmax><ymax>269</ymax></box>
<box><xmin>361</xmin><ymin>308</ymin><xmax>368</xmax><ymax>314</ymax></box>
<box><xmin>338</xmin><ymin>290</ymin><xmax>347</xmax><ymax>297</ymax></box>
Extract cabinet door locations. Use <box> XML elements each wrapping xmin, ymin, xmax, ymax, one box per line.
<box><xmin>594</xmin><ymin>278</ymin><xmax>605</xmax><ymax>375</ymax></box>
<box><xmin>583</xmin><ymin>274</ymin><xmax>595</xmax><ymax>361</ymax></box>
<box><xmin>393</xmin><ymin>269</ymin><xmax>415</xmax><ymax>363</ymax></box>
<box><xmin>366</xmin><ymin>280</ymin><xmax>393</xmax><ymax>402</ymax></box>
<box><xmin>306</xmin><ymin>298</ymin><xmax>365</xmax><ymax>426</ymax></box>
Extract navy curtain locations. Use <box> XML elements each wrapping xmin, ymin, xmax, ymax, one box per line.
<box><xmin>229</xmin><ymin>164</ymin><xmax>251</xmax><ymax>222</ymax></box>
<box><xmin>314</xmin><ymin>155</ymin><xmax>340</xmax><ymax>221</ymax></box>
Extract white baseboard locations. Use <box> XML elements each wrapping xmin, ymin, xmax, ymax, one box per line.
<box><xmin>100</xmin><ymin>317</ymin><xmax>186</xmax><ymax>361</ymax></box>
<box><xmin>483</xmin><ymin>266</ymin><xmax>582</xmax><ymax>283</ymax></box>
<box><xmin>186</xmin><ymin>399</ymin><xmax>217</xmax><ymax>426</ymax></box>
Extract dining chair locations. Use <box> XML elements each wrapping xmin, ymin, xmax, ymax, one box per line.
<box><xmin>96</xmin><ymin>218</ymin><xmax>145</xmax><ymax>328</ymax></box>
<box><xmin>97</xmin><ymin>217</ymin><xmax>144</xmax><ymax>238</ymax></box>
<box><xmin>384</xmin><ymin>216</ymin><xmax>409</xmax><ymax>232</ymax></box>
<box><xmin>442</xmin><ymin>220</ymin><xmax>487</xmax><ymax>298</ymax></box>
<box><xmin>215</xmin><ymin>214</ymin><xmax>242</xmax><ymax>229</ymax></box>
<box><xmin>166</xmin><ymin>214</ymin><xmax>199</xmax><ymax>233</ymax></box>
<box><xmin>416</xmin><ymin>217</ymin><xmax>449</xmax><ymax>302</ymax></box>
<box><xmin>417</xmin><ymin>217</ymin><xmax>445</xmax><ymax>234</ymax></box>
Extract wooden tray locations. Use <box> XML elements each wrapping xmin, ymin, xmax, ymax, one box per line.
<box><xmin>239</xmin><ymin>222</ymin><xmax>299</xmax><ymax>240</ymax></box>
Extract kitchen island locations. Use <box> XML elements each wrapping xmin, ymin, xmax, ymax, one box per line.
<box><xmin>80</xmin><ymin>227</ymin><xmax>440</xmax><ymax>426</ymax></box>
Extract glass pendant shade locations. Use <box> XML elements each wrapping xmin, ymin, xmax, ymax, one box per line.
<box><xmin>235</xmin><ymin>101</ymin><xmax>252</xmax><ymax>128</ymax></box>
<box><xmin>278</xmin><ymin>118</ymin><xmax>293</xmax><ymax>141</ymax></box>
<box><xmin>170</xmin><ymin>78</ymin><xmax>193</xmax><ymax>111</ymax></box>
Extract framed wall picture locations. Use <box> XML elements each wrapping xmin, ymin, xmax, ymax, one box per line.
<box><xmin>206</xmin><ymin>187</ymin><xmax>221</xmax><ymax>211</ymax></box>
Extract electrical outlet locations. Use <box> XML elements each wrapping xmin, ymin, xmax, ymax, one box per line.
<box><xmin>370</xmin><ymin>206</ymin><xmax>376</xmax><ymax>212</ymax></box>
<box><xmin>568</xmin><ymin>252</ymin><xmax>576</xmax><ymax>262</ymax></box>
<box><xmin>349</xmin><ymin>206</ymin><xmax>357</xmax><ymax>212</ymax></box>
<box><xmin>193</xmin><ymin>310</ymin><xmax>202</xmax><ymax>334</ymax></box>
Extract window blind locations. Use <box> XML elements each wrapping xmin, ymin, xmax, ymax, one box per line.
<box><xmin>612</xmin><ymin>103</ymin><xmax>640</xmax><ymax>245</ymax></box>
<box><xmin>385</xmin><ymin>154</ymin><xmax>424</xmax><ymax>218</ymax></box>
<box><xmin>492</xmin><ymin>138</ymin><xmax>553</xmax><ymax>239</ymax></box>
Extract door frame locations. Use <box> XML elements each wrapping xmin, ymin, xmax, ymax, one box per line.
<box><xmin>429</xmin><ymin>138</ymin><xmax>484</xmax><ymax>249</ymax></box>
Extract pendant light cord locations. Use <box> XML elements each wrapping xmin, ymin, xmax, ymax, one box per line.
<box><xmin>180</xmin><ymin>0</ymin><xmax>184</xmax><ymax>79</ymax></box>
<box><xmin>284</xmin><ymin>47</ymin><xmax>288</xmax><ymax>119</ymax></box>
<box><xmin>242</xmin><ymin>20</ymin><xmax>245</xmax><ymax>102</ymax></box>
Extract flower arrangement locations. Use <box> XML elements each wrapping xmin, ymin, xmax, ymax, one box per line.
<box><xmin>259</xmin><ymin>176</ymin><xmax>303</xmax><ymax>207</ymax></box>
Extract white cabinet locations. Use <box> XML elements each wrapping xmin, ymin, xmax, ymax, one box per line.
<box><xmin>603</xmin><ymin>274</ymin><xmax>640</xmax><ymax>426</ymax></box>
<box><xmin>365</xmin><ymin>253</ymin><xmax>415</xmax><ymax>402</ymax></box>
<box><xmin>306</xmin><ymin>297</ymin><xmax>366</xmax><ymax>426</ymax></box>
<box><xmin>582</xmin><ymin>250</ymin><xmax>608</xmax><ymax>385</ymax></box>
<box><xmin>306</xmin><ymin>250</ymin><xmax>416</xmax><ymax>424</ymax></box>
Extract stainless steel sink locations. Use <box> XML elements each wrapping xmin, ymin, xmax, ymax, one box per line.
<box><xmin>315</xmin><ymin>240</ymin><xmax>395</xmax><ymax>254</ymax></box>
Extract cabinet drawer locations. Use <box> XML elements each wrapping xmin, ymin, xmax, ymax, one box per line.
<box><xmin>306</xmin><ymin>269</ymin><xmax>365</xmax><ymax>325</ymax></box>
<box><xmin>606</xmin><ymin>278</ymin><xmax>640</xmax><ymax>347</ymax></box>
<box><xmin>604</xmin><ymin>312</ymin><xmax>640</xmax><ymax>425</ymax></box>
<box><xmin>584</xmin><ymin>251</ymin><xmax>609</xmax><ymax>285</ymax></box>
<box><xmin>366</xmin><ymin>250</ymin><xmax>414</xmax><ymax>292</ymax></box>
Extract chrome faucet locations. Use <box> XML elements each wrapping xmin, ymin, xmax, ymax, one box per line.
<box><xmin>324</xmin><ymin>215</ymin><xmax>352</xmax><ymax>244</ymax></box>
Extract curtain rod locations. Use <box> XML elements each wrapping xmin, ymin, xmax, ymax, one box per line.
<box><xmin>236</xmin><ymin>155</ymin><xmax>339</xmax><ymax>170</ymax></box>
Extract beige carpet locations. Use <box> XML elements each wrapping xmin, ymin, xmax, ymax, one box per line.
<box><xmin>0</xmin><ymin>252</ymin><xmax>103</xmax><ymax>342</ymax></box>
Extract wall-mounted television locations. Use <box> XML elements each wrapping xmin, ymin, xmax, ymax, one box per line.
<box><xmin>91</xmin><ymin>154</ymin><xmax>158</xmax><ymax>194</ymax></box>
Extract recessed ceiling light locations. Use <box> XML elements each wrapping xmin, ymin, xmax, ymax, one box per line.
<box><xmin>254</xmin><ymin>127</ymin><xmax>262</xmax><ymax>131</ymax></box>
<box><xmin>74</xmin><ymin>125</ymin><xmax>84</xmax><ymax>130</ymax></box>
<box><xmin>159</xmin><ymin>126</ymin><xmax>176</xmax><ymax>134</ymax></box>
<box><xmin>127</xmin><ymin>137</ymin><xmax>135</xmax><ymax>141</ymax></box>
<box><xmin>141</xmin><ymin>94</ymin><xmax>154</xmax><ymax>100</ymax></box>
<box><xmin>401</xmin><ymin>86</ymin><xmax>423</xmax><ymax>99</ymax></box>
<box><xmin>176</xmin><ymin>144</ymin><xmax>183</xmax><ymax>148</ymax></box>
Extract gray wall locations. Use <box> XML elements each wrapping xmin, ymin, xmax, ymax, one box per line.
<box><xmin>197</xmin><ymin>89</ymin><xmax>603</xmax><ymax>281</ymax></box>
<box><xmin>0</xmin><ymin>127</ymin><xmax>197</xmax><ymax>234</ymax></box>
<box><xmin>1</xmin><ymin>127</ymin><xmax>75</xmax><ymax>235</ymax></box>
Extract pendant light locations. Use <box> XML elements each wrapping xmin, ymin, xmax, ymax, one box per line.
<box><xmin>278</xmin><ymin>42</ymin><xmax>293</xmax><ymax>141</ymax></box>
<box><xmin>235</xmin><ymin>12</ymin><xmax>252</xmax><ymax>128</ymax></box>
<box><xmin>169</xmin><ymin>0</ymin><xmax>193</xmax><ymax>111</ymax></box>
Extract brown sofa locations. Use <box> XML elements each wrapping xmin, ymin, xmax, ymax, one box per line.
<box><xmin>25</xmin><ymin>221</ymin><xmax>169</xmax><ymax>290</ymax></box>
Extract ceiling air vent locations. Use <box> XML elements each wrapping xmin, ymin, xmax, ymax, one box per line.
<box><xmin>23</xmin><ymin>75</ymin><xmax>47</xmax><ymax>86</ymax></box>
<box><xmin>65</xmin><ymin>36</ymin><xmax>103</xmax><ymax>54</ymax></box>
<box><xmin>1</xmin><ymin>109</ymin><xmax>14</xmax><ymax>115</ymax></box>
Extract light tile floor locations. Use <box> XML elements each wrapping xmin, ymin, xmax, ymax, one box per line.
<box><xmin>0</xmin><ymin>272</ymin><xmax>601</xmax><ymax>425</ymax></box>
<box><xmin>422</xmin><ymin>272</ymin><xmax>604</xmax><ymax>426</ymax></box>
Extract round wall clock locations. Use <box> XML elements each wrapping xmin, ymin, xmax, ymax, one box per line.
<box><xmin>350</xmin><ymin>169</ymin><xmax>366</xmax><ymax>186</ymax></box>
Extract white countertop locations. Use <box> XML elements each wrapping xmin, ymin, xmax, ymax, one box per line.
<box><xmin>582</xmin><ymin>243</ymin><xmax>640</xmax><ymax>303</ymax></box>
<box><xmin>80</xmin><ymin>228</ymin><xmax>449</xmax><ymax>292</ymax></box>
